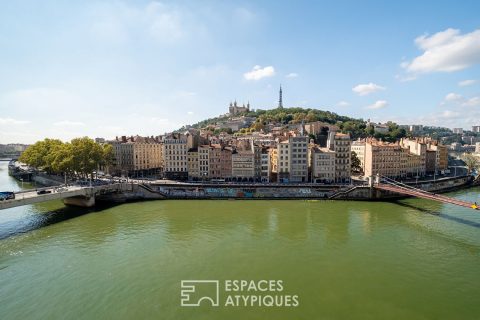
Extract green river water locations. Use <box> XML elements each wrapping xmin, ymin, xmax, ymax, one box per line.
<box><xmin>1</xmin><ymin>161</ymin><xmax>480</xmax><ymax>319</ymax></box>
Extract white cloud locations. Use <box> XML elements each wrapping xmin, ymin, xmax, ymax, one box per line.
<box><xmin>244</xmin><ymin>65</ymin><xmax>275</xmax><ymax>80</ymax></box>
<box><xmin>337</xmin><ymin>101</ymin><xmax>350</xmax><ymax>107</ymax></box>
<box><xmin>187</xmin><ymin>111</ymin><xmax>194</xmax><ymax>115</ymax></box>
<box><xmin>366</xmin><ymin>100</ymin><xmax>388</xmax><ymax>110</ymax></box>
<box><xmin>0</xmin><ymin>117</ymin><xmax>30</xmax><ymax>125</ymax></box>
<box><xmin>403</xmin><ymin>28</ymin><xmax>480</xmax><ymax>74</ymax></box>
<box><xmin>54</xmin><ymin>120</ymin><xmax>86</xmax><ymax>127</ymax></box>
<box><xmin>352</xmin><ymin>83</ymin><xmax>385</xmax><ymax>96</ymax></box>
<box><xmin>444</xmin><ymin>92</ymin><xmax>463</xmax><ymax>102</ymax></box>
<box><xmin>286</xmin><ymin>73</ymin><xmax>298</xmax><ymax>78</ymax></box>
<box><xmin>441</xmin><ymin>93</ymin><xmax>480</xmax><ymax>107</ymax></box>
<box><xmin>458</xmin><ymin>79</ymin><xmax>477</xmax><ymax>87</ymax></box>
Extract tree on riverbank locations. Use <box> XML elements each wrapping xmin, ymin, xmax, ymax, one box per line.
<box><xmin>462</xmin><ymin>153</ymin><xmax>480</xmax><ymax>175</ymax></box>
<box><xmin>19</xmin><ymin>137</ymin><xmax>113</xmax><ymax>179</ymax></box>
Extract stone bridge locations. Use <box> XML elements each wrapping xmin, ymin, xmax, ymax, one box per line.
<box><xmin>0</xmin><ymin>183</ymin><xmax>133</xmax><ymax>210</ymax></box>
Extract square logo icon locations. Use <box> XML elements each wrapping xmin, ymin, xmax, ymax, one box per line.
<box><xmin>180</xmin><ymin>280</ymin><xmax>220</xmax><ymax>307</ymax></box>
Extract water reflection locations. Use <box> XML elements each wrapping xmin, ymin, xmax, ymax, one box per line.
<box><xmin>0</xmin><ymin>203</ymin><xmax>117</xmax><ymax>240</ymax></box>
<box><xmin>393</xmin><ymin>201</ymin><xmax>480</xmax><ymax>229</ymax></box>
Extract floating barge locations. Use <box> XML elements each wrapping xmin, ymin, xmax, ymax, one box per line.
<box><xmin>7</xmin><ymin>160</ymin><xmax>34</xmax><ymax>182</ymax></box>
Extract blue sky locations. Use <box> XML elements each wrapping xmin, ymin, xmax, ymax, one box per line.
<box><xmin>1</xmin><ymin>0</ymin><xmax>479</xmax><ymax>143</ymax></box>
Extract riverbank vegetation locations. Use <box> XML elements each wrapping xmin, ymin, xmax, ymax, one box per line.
<box><xmin>19</xmin><ymin>137</ymin><xmax>113</xmax><ymax>179</ymax></box>
<box><xmin>462</xmin><ymin>153</ymin><xmax>480</xmax><ymax>174</ymax></box>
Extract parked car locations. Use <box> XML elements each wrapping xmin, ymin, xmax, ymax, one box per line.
<box><xmin>37</xmin><ymin>189</ymin><xmax>52</xmax><ymax>195</ymax></box>
<box><xmin>0</xmin><ymin>191</ymin><xmax>15</xmax><ymax>201</ymax></box>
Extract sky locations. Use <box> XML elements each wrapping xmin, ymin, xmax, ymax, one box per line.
<box><xmin>0</xmin><ymin>0</ymin><xmax>479</xmax><ymax>144</ymax></box>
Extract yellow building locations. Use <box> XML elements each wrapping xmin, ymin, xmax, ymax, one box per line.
<box><xmin>187</xmin><ymin>148</ymin><xmax>200</xmax><ymax>180</ymax></box>
<box><xmin>109</xmin><ymin>135</ymin><xmax>162</xmax><ymax>177</ymax></box>
<box><xmin>364</xmin><ymin>138</ymin><xmax>427</xmax><ymax>179</ymax></box>
<box><xmin>364</xmin><ymin>140</ymin><xmax>403</xmax><ymax>178</ymax></box>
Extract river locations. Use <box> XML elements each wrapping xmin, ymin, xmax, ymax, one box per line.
<box><xmin>1</xmin><ymin>160</ymin><xmax>480</xmax><ymax>319</ymax></box>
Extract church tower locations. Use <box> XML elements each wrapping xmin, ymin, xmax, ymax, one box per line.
<box><xmin>278</xmin><ymin>85</ymin><xmax>283</xmax><ymax>109</ymax></box>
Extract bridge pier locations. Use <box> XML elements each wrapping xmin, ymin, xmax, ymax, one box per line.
<box><xmin>63</xmin><ymin>196</ymin><xmax>95</xmax><ymax>208</ymax></box>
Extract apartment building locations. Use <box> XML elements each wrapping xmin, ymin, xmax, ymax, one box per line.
<box><xmin>351</xmin><ymin>140</ymin><xmax>366</xmax><ymax>172</ymax></box>
<box><xmin>289</xmin><ymin>136</ymin><xmax>309</xmax><ymax>182</ymax></box>
<box><xmin>232</xmin><ymin>150</ymin><xmax>255</xmax><ymax>180</ymax></box>
<box><xmin>162</xmin><ymin>134</ymin><xmax>188</xmax><ymax>180</ymax></box>
<box><xmin>333</xmin><ymin>133</ymin><xmax>351</xmax><ymax>183</ymax></box>
<box><xmin>425</xmin><ymin>141</ymin><xmax>448</xmax><ymax>172</ymax></box>
<box><xmin>364</xmin><ymin>140</ymin><xmax>403</xmax><ymax>178</ymax></box>
<box><xmin>453</xmin><ymin>128</ymin><xmax>463</xmax><ymax>134</ymax></box>
<box><xmin>364</xmin><ymin>138</ymin><xmax>428</xmax><ymax>179</ymax></box>
<box><xmin>208</xmin><ymin>144</ymin><xmax>233</xmax><ymax>179</ymax></box>
<box><xmin>402</xmin><ymin>137</ymin><xmax>448</xmax><ymax>173</ymax></box>
<box><xmin>187</xmin><ymin>148</ymin><xmax>200</xmax><ymax>180</ymax></box>
<box><xmin>260</xmin><ymin>147</ymin><xmax>271</xmax><ymax>182</ymax></box>
<box><xmin>310</xmin><ymin>146</ymin><xmax>336</xmax><ymax>183</ymax></box>
<box><xmin>109</xmin><ymin>135</ymin><xmax>162</xmax><ymax>177</ymax></box>
<box><xmin>277</xmin><ymin>140</ymin><xmax>290</xmax><ymax>182</ymax></box>
<box><xmin>198</xmin><ymin>145</ymin><xmax>210</xmax><ymax>179</ymax></box>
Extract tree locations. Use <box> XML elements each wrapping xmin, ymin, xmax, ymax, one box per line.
<box><xmin>19</xmin><ymin>137</ymin><xmax>113</xmax><ymax>180</ymax></box>
<box><xmin>462</xmin><ymin>153</ymin><xmax>479</xmax><ymax>175</ymax></box>
<box><xmin>351</xmin><ymin>151</ymin><xmax>362</xmax><ymax>173</ymax></box>
<box><xmin>251</xmin><ymin>121</ymin><xmax>265</xmax><ymax>132</ymax></box>
<box><xmin>366</xmin><ymin>125</ymin><xmax>375</xmax><ymax>136</ymax></box>
<box><xmin>70</xmin><ymin>137</ymin><xmax>106</xmax><ymax>179</ymax></box>
<box><xmin>19</xmin><ymin>138</ymin><xmax>63</xmax><ymax>174</ymax></box>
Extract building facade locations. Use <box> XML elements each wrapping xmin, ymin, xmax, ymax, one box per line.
<box><xmin>187</xmin><ymin>148</ymin><xmax>200</xmax><ymax>180</ymax></box>
<box><xmin>162</xmin><ymin>134</ymin><xmax>188</xmax><ymax>180</ymax></box>
<box><xmin>333</xmin><ymin>133</ymin><xmax>351</xmax><ymax>183</ymax></box>
<box><xmin>351</xmin><ymin>140</ymin><xmax>366</xmax><ymax>173</ymax></box>
<box><xmin>289</xmin><ymin>136</ymin><xmax>309</xmax><ymax>182</ymax></box>
<box><xmin>109</xmin><ymin>136</ymin><xmax>162</xmax><ymax>177</ymax></box>
<box><xmin>310</xmin><ymin>146</ymin><xmax>336</xmax><ymax>183</ymax></box>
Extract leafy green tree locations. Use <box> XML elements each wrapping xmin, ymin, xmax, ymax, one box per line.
<box><xmin>366</xmin><ymin>125</ymin><xmax>375</xmax><ymax>136</ymax></box>
<box><xmin>20</xmin><ymin>137</ymin><xmax>113</xmax><ymax>180</ymax></box>
<box><xmin>351</xmin><ymin>151</ymin><xmax>362</xmax><ymax>173</ymax></box>
<box><xmin>19</xmin><ymin>138</ymin><xmax>63</xmax><ymax>173</ymax></box>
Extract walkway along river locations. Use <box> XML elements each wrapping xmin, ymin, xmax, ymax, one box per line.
<box><xmin>1</xmin><ymin>160</ymin><xmax>480</xmax><ymax>319</ymax></box>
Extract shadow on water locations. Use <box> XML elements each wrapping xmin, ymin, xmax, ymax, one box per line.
<box><xmin>0</xmin><ymin>202</ymin><xmax>120</xmax><ymax>240</ymax></box>
<box><xmin>392</xmin><ymin>200</ymin><xmax>480</xmax><ymax>229</ymax></box>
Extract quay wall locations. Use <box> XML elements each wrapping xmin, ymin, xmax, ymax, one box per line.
<box><xmin>132</xmin><ymin>175</ymin><xmax>472</xmax><ymax>200</ymax></box>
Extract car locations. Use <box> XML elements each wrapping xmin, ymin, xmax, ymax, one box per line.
<box><xmin>37</xmin><ymin>189</ymin><xmax>52</xmax><ymax>195</ymax></box>
<box><xmin>0</xmin><ymin>191</ymin><xmax>15</xmax><ymax>201</ymax></box>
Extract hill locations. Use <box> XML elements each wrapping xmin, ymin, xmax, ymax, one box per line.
<box><xmin>183</xmin><ymin>107</ymin><xmax>406</xmax><ymax>141</ymax></box>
